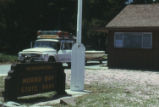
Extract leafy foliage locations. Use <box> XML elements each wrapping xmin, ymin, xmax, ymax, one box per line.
<box><xmin>0</xmin><ymin>53</ymin><xmax>17</xmax><ymax>63</ymax></box>
<box><xmin>1</xmin><ymin>0</ymin><xmax>158</xmax><ymax>53</ymax></box>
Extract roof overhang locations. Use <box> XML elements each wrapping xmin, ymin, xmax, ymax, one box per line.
<box><xmin>106</xmin><ymin>26</ymin><xmax>159</xmax><ymax>32</ymax></box>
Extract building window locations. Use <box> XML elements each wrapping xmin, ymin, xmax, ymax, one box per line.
<box><xmin>114</xmin><ymin>32</ymin><xmax>152</xmax><ymax>49</ymax></box>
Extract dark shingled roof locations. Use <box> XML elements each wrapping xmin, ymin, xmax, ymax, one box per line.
<box><xmin>106</xmin><ymin>4</ymin><xmax>159</xmax><ymax>28</ymax></box>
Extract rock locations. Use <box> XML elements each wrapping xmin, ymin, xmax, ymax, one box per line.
<box><xmin>3</xmin><ymin>101</ymin><xmax>21</xmax><ymax>107</ymax></box>
<box><xmin>60</xmin><ymin>97</ymin><xmax>76</xmax><ymax>106</ymax></box>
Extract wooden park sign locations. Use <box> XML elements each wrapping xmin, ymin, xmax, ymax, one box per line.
<box><xmin>4</xmin><ymin>62</ymin><xmax>66</xmax><ymax>101</ymax></box>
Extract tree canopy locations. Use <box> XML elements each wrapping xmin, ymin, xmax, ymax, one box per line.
<box><xmin>0</xmin><ymin>0</ymin><xmax>158</xmax><ymax>54</ymax></box>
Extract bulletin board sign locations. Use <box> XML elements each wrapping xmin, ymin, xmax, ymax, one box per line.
<box><xmin>4</xmin><ymin>62</ymin><xmax>66</xmax><ymax>101</ymax></box>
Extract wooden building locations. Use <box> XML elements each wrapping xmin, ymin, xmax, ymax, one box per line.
<box><xmin>106</xmin><ymin>4</ymin><xmax>159</xmax><ymax>69</ymax></box>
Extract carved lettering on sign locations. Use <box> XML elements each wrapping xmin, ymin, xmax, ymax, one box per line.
<box><xmin>26</xmin><ymin>66</ymin><xmax>53</xmax><ymax>71</ymax></box>
<box><xmin>42</xmin><ymin>83</ymin><xmax>54</xmax><ymax>90</ymax></box>
<box><xmin>21</xmin><ymin>86</ymin><xmax>38</xmax><ymax>93</ymax></box>
<box><xmin>22</xmin><ymin>76</ymin><xmax>42</xmax><ymax>84</ymax></box>
<box><xmin>20</xmin><ymin>75</ymin><xmax>55</xmax><ymax>93</ymax></box>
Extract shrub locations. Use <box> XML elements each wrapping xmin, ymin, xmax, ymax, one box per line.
<box><xmin>0</xmin><ymin>53</ymin><xmax>17</xmax><ymax>63</ymax></box>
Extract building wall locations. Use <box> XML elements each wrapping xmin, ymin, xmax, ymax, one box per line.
<box><xmin>108</xmin><ymin>29</ymin><xmax>159</xmax><ymax>69</ymax></box>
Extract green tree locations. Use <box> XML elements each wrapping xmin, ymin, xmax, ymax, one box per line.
<box><xmin>1</xmin><ymin>0</ymin><xmax>144</xmax><ymax>53</ymax></box>
<box><xmin>82</xmin><ymin>0</ymin><xmax>126</xmax><ymax>50</ymax></box>
<box><xmin>0</xmin><ymin>0</ymin><xmax>77</xmax><ymax>53</ymax></box>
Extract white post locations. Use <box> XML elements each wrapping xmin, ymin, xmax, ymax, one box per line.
<box><xmin>71</xmin><ymin>0</ymin><xmax>85</xmax><ymax>91</ymax></box>
<box><xmin>77</xmin><ymin>0</ymin><xmax>82</xmax><ymax>45</ymax></box>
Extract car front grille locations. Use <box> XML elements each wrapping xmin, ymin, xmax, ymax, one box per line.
<box><xmin>21</xmin><ymin>54</ymin><xmax>41</xmax><ymax>59</ymax></box>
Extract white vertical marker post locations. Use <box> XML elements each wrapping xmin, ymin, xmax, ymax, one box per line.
<box><xmin>71</xmin><ymin>0</ymin><xmax>85</xmax><ymax>91</ymax></box>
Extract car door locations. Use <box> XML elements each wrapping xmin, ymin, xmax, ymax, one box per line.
<box><xmin>57</xmin><ymin>40</ymin><xmax>73</xmax><ymax>62</ymax></box>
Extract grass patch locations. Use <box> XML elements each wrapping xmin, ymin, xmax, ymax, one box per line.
<box><xmin>0</xmin><ymin>53</ymin><xmax>17</xmax><ymax>63</ymax></box>
<box><xmin>55</xmin><ymin>81</ymin><xmax>159</xmax><ymax>107</ymax></box>
<box><xmin>76</xmin><ymin>82</ymin><xmax>159</xmax><ymax>107</ymax></box>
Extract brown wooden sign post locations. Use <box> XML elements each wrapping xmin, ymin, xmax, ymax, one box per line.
<box><xmin>4</xmin><ymin>62</ymin><xmax>66</xmax><ymax>101</ymax></box>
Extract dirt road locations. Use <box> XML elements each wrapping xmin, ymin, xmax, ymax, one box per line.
<box><xmin>65</xmin><ymin>68</ymin><xmax>159</xmax><ymax>86</ymax></box>
<box><xmin>1</xmin><ymin>63</ymin><xmax>159</xmax><ymax>87</ymax></box>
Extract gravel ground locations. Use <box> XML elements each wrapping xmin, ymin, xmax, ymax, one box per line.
<box><xmin>65</xmin><ymin>68</ymin><xmax>159</xmax><ymax>86</ymax></box>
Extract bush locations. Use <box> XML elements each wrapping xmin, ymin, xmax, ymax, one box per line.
<box><xmin>0</xmin><ymin>53</ymin><xmax>17</xmax><ymax>63</ymax></box>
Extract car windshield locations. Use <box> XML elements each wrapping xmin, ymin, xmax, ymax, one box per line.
<box><xmin>34</xmin><ymin>41</ymin><xmax>58</xmax><ymax>49</ymax></box>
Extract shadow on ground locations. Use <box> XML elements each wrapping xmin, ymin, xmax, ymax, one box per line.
<box><xmin>16</xmin><ymin>92</ymin><xmax>71</xmax><ymax>104</ymax></box>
